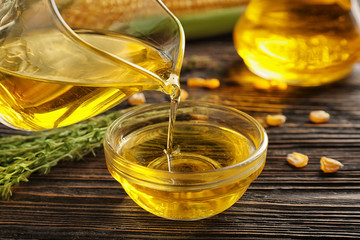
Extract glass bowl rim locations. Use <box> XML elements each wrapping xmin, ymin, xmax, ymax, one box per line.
<box><xmin>104</xmin><ymin>100</ymin><xmax>268</xmax><ymax>177</ymax></box>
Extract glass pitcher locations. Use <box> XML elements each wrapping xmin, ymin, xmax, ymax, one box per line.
<box><xmin>0</xmin><ymin>0</ymin><xmax>184</xmax><ymax>131</ymax></box>
<box><xmin>234</xmin><ymin>0</ymin><xmax>360</xmax><ymax>86</ymax></box>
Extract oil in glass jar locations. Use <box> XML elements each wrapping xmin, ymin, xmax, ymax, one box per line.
<box><xmin>234</xmin><ymin>0</ymin><xmax>360</xmax><ymax>86</ymax></box>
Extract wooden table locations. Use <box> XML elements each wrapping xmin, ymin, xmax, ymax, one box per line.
<box><xmin>1</xmin><ymin>36</ymin><xmax>360</xmax><ymax>239</ymax></box>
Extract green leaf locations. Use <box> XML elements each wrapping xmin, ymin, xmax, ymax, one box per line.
<box><xmin>179</xmin><ymin>7</ymin><xmax>246</xmax><ymax>39</ymax></box>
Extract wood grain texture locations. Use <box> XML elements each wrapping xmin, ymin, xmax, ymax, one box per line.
<box><xmin>1</xmin><ymin>36</ymin><xmax>360</xmax><ymax>239</ymax></box>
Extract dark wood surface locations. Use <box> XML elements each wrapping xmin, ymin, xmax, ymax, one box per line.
<box><xmin>1</xmin><ymin>36</ymin><xmax>360</xmax><ymax>239</ymax></box>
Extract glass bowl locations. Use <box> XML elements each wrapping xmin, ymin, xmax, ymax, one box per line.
<box><xmin>104</xmin><ymin>101</ymin><xmax>268</xmax><ymax>220</ymax></box>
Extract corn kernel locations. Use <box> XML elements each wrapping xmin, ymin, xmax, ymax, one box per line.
<box><xmin>187</xmin><ymin>77</ymin><xmax>220</xmax><ymax>89</ymax></box>
<box><xmin>270</xmin><ymin>80</ymin><xmax>288</xmax><ymax>91</ymax></box>
<box><xmin>320</xmin><ymin>157</ymin><xmax>343</xmax><ymax>173</ymax></box>
<box><xmin>253</xmin><ymin>80</ymin><xmax>288</xmax><ymax>91</ymax></box>
<box><xmin>287</xmin><ymin>152</ymin><xmax>309</xmax><ymax>168</ymax></box>
<box><xmin>253</xmin><ymin>79</ymin><xmax>271</xmax><ymax>91</ymax></box>
<box><xmin>266</xmin><ymin>114</ymin><xmax>287</xmax><ymax>126</ymax></box>
<box><xmin>128</xmin><ymin>92</ymin><xmax>146</xmax><ymax>105</ymax></box>
<box><xmin>190</xmin><ymin>113</ymin><xmax>209</xmax><ymax>120</ymax></box>
<box><xmin>180</xmin><ymin>89</ymin><xmax>189</xmax><ymax>101</ymax></box>
<box><xmin>205</xmin><ymin>78</ymin><xmax>221</xmax><ymax>89</ymax></box>
<box><xmin>309</xmin><ymin>110</ymin><xmax>330</xmax><ymax>124</ymax></box>
<box><xmin>187</xmin><ymin>77</ymin><xmax>205</xmax><ymax>87</ymax></box>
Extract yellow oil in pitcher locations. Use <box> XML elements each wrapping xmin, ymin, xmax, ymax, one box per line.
<box><xmin>0</xmin><ymin>0</ymin><xmax>184</xmax><ymax>131</ymax></box>
<box><xmin>234</xmin><ymin>0</ymin><xmax>360</xmax><ymax>86</ymax></box>
<box><xmin>0</xmin><ymin>30</ymin><xmax>176</xmax><ymax>130</ymax></box>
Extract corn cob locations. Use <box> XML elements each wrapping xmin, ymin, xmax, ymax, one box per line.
<box><xmin>164</xmin><ymin>0</ymin><xmax>249</xmax><ymax>15</ymax></box>
<box><xmin>55</xmin><ymin>0</ymin><xmax>249</xmax><ymax>39</ymax></box>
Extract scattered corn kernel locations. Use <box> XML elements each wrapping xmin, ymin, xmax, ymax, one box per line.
<box><xmin>180</xmin><ymin>89</ymin><xmax>189</xmax><ymax>101</ymax></box>
<box><xmin>128</xmin><ymin>92</ymin><xmax>146</xmax><ymax>105</ymax></box>
<box><xmin>190</xmin><ymin>113</ymin><xmax>209</xmax><ymax>121</ymax></box>
<box><xmin>253</xmin><ymin>80</ymin><xmax>288</xmax><ymax>91</ymax></box>
<box><xmin>203</xmin><ymin>78</ymin><xmax>221</xmax><ymax>89</ymax></box>
<box><xmin>253</xmin><ymin>79</ymin><xmax>271</xmax><ymax>91</ymax></box>
<box><xmin>270</xmin><ymin>80</ymin><xmax>288</xmax><ymax>91</ymax></box>
<box><xmin>309</xmin><ymin>110</ymin><xmax>330</xmax><ymax>124</ymax></box>
<box><xmin>266</xmin><ymin>114</ymin><xmax>287</xmax><ymax>126</ymax></box>
<box><xmin>187</xmin><ymin>77</ymin><xmax>220</xmax><ymax>89</ymax></box>
<box><xmin>287</xmin><ymin>152</ymin><xmax>309</xmax><ymax>168</ymax></box>
<box><xmin>320</xmin><ymin>157</ymin><xmax>344</xmax><ymax>173</ymax></box>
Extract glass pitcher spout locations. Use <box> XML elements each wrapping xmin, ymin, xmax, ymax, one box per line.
<box><xmin>0</xmin><ymin>0</ymin><xmax>185</xmax><ymax>131</ymax></box>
